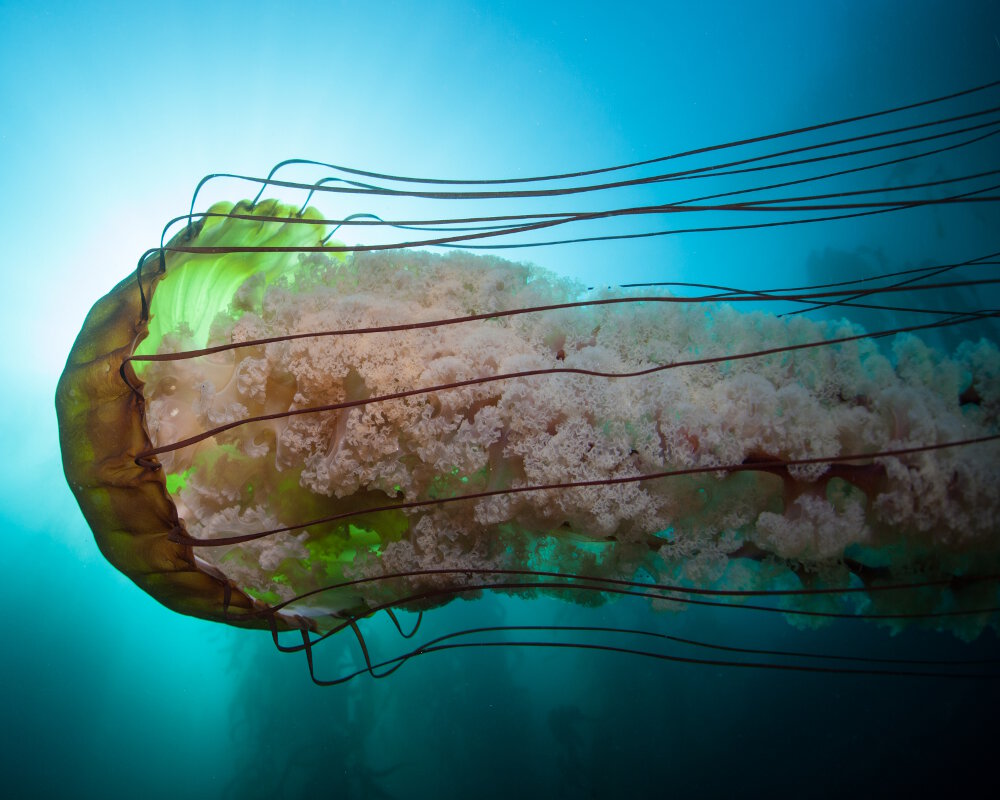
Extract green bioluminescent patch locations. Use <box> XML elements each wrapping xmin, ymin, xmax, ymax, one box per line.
<box><xmin>165</xmin><ymin>466</ymin><xmax>193</xmax><ymax>494</ymax></box>
<box><xmin>245</xmin><ymin>587</ymin><xmax>282</xmax><ymax>605</ymax></box>
<box><xmin>133</xmin><ymin>200</ymin><xmax>342</xmax><ymax>375</ymax></box>
<box><xmin>303</xmin><ymin>510</ymin><xmax>410</xmax><ymax>575</ymax></box>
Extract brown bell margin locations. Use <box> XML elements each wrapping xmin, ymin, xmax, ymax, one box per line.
<box><xmin>54</xmin><ymin>236</ymin><xmax>310</xmax><ymax>634</ymax></box>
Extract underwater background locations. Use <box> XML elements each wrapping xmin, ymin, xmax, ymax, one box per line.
<box><xmin>2</xmin><ymin>1</ymin><xmax>999</xmax><ymax>797</ymax></box>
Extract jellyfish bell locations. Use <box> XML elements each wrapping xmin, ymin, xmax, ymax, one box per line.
<box><xmin>55</xmin><ymin>83</ymin><xmax>1000</xmax><ymax>681</ymax></box>
<box><xmin>53</xmin><ymin>205</ymin><xmax>302</xmax><ymax>631</ymax></box>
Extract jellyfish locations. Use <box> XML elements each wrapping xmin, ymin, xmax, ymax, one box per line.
<box><xmin>56</xmin><ymin>80</ymin><xmax>1000</xmax><ymax>683</ymax></box>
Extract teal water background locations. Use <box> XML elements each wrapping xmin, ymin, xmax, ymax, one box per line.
<box><xmin>2</xmin><ymin>2</ymin><xmax>999</xmax><ymax>797</ymax></box>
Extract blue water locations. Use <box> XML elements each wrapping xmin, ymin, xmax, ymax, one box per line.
<box><xmin>2</xmin><ymin>1</ymin><xmax>999</xmax><ymax>797</ymax></box>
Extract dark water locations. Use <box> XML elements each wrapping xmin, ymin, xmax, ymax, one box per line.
<box><xmin>2</xmin><ymin>2</ymin><xmax>999</xmax><ymax>798</ymax></box>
